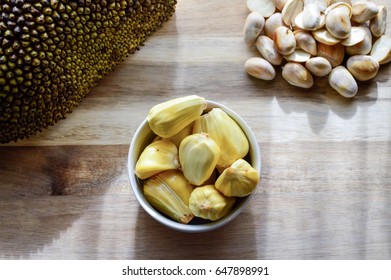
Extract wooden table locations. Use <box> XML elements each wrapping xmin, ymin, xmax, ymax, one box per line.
<box><xmin>1</xmin><ymin>0</ymin><xmax>390</xmax><ymax>260</ymax></box>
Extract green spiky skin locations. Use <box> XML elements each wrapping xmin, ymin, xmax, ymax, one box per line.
<box><xmin>0</xmin><ymin>0</ymin><xmax>176</xmax><ymax>143</ymax></box>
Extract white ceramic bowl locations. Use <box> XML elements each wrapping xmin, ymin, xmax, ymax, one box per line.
<box><xmin>127</xmin><ymin>100</ymin><xmax>261</xmax><ymax>233</ymax></box>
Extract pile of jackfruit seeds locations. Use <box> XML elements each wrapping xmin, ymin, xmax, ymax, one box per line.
<box><xmin>0</xmin><ymin>0</ymin><xmax>177</xmax><ymax>144</ymax></box>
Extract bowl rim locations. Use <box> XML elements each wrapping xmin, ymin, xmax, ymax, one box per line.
<box><xmin>127</xmin><ymin>99</ymin><xmax>261</xmax><ymax>233</ymax></box>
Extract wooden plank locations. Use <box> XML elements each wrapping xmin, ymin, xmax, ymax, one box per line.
<box><xmin>0</xmin><ymin>0</ymin><xmax>391</xmax><ymax>260</ymax></box>
<box><xmin>0</xmin><ymin>145</ymin><xmax>130</xmax><ymax>196</ymax></box>
<box><xmin>1</xmin><ymin>192</ymin><xmax>389</xmax><ymax>259</ymax></box>
<box><xmin>1</xmin><ymin>141</ymin><xmax>390</xmax><ymax>259</ymax></box>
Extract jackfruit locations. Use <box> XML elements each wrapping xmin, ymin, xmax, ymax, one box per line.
<box><xmin>0</xmin><ymin>0</ymin><xmax>177</xmax><ymax>144</ymax></box>
<box><xmin>193</xmin><ymin>108</ymin><xmax>249</xmax><ymax>170</ymax></box>
<box><xmin>147</xmin><ymin>95</ymin><xmax>207</xmax><ymax>138</ymax></box>
<box><xmin>135</xmin><ymin>139</ymin><xmax>179</xmax><ymax>179</ymax></box>
<box><xmin>154</xmin><ymin>169</ymin><xmax>194</xmax><ymax>206</ymax></box>
<box><xmin>179</xmin><ymin>132</ymin><xmax>220</xmax><ymax>186</ymax></box>
<box><xmin>215</xmin><ymin>158</ymin><xmax>259</xmax><ymax>197</ymax></box>
<box><xmin>189</xmin><ymin>184</ymin><xmax>236</xmax><ymax>221</ymax></box>
<box><xmin>144</xmin><ymin>171</ymin><xmax>194</xmax><ymax>224</ymax></box>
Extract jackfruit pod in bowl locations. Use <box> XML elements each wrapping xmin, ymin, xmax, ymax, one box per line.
<box><xmin>127</xmin><ymin>98</ymin><xmax>261</xmax><ymax>233</ymax></box>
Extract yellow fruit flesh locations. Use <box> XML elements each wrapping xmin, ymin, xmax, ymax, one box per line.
<box><xmin>193</xmin><ymin>108</ymin><xmax>249</xmax><ymax>170</ymax></box>
<box><xmin>189</xmin><ymin>185</ymin><xmax>236</xmax><ymax>221</ymax></box>
<box><xmin>144</xmin><ymin>174</ymin><xmax>194</xmax><ymax>224</ymax></box>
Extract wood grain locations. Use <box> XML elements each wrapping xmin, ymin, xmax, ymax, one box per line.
<box><xmin>1</xmin><ymin>0</ymin><xmax>391</xmax><ymax>259</ymax></box>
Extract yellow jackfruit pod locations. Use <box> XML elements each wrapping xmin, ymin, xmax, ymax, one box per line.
<box><xmin>189</xmin><ymin>185</ymin><xmax>236</xmax><ymax>221</ymax></box>
<box><xmin>144</xmin><ymin>172</ymin><xmax>194</xmax><ymax>224</ymax></box>
<box><xmin>151</xmin><ymin>135</ymin><xmax>162</xmax><ymax>142</ymax></box>
<box><xmin>156</xmin><ymin>170</ymin><xmax>195</xmax><ymax>205</ymax></box>
<box><xmin>135</xmin><ymin>140</ymin><xmax>179</xmax><ymax>180</ymax></box>
<box><xmin>201</xmin><ymin>169</ymin><xmax>218</xmax><ymax>186</ymax></box>
<box><xmin>179</xmin><ymin>133</ymin><xmax>221</xmax><ymax>186</ymax></box>
<box><xmin>163</xmin><ymin>121</ymin><xmax>194</xmax><ymax>148</ymax></box>
<box><xmin>147</xmin><ymin>95</ymin><xmax>207</xmax><ymax>138</ymax></box>
<box><xmin>215</xmin><ymin>159</ymin><xmax>259</xmax><ymax>197</ymax></box>
<box><xmin>193</xmin><ymin>108</ymin><xmax>249</xmax><ymax>170</ymax></box>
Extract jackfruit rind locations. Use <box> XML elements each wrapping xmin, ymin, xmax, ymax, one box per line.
<box><xmin>0</xmin><ymin>0</ymin><xmax>177</xmax><ymax>143</ymax></box>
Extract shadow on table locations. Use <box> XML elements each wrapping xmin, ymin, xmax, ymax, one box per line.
<box><xmin>0</xmin><ymin>144</ymin><xmax>127</xmax><ymax>259</ymax></box>
<box><xmin>246</xmin><ymin>61</ymin><xmax>391</xmax><ymax>136</ymax></box>
<box><xmin>274</xmin><ymin>77</ymin><xmax>379</xmax><ymax>134</ymax></box>
<box><xmin>133</xmin><ymin>204</ymin><xmax>257</xmax><ymax>259</ymax></box>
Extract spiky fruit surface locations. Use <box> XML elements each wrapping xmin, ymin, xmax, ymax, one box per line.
<box><xmin>0</xmin><ymin>0</ymin><xmax>177</xmax><ymax>143</ymax></box>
